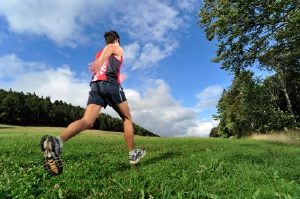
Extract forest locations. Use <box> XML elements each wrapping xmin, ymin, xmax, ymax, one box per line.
<box><xmin>199</xmin><ymin>0</ymin><xmax>300</xmax><ymax>137</ymax></box>
<box><xmin>0</xmin><ymin>89</ymin><xmax>158</xmax><ymax>137</ymax></box>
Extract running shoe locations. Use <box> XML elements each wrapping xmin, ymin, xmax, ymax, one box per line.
<box><xmin>129</xmin><ymin>149</ymin><xmax>146</xmax><ymax>165</ymax></box>
<box><xmin>40</xmin><ymin>135</ymin><xmax>63</xmax><ymax>175</ymax></box>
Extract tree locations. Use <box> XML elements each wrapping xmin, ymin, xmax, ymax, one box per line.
<box><xmin>209</xmin><ymin>126</ymin><xmax>219</xmax><ymax>137</ymax></box>
<box><xmin>199</xmin><ymin>0</ymin><xmax>300</xmax><ymax>120</ymax></box>
<box><xmin>215</xmin><ymin>71</ymin><xmax>258</xmax><ymax>137</ymax></box>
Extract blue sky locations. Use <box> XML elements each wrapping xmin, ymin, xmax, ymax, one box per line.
<box><xmin>0</xmin><ymin>0</ymin><xmax>232</xmax><ymax>137</ymax></box>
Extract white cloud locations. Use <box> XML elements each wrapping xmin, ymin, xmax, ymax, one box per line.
<box><xmin>185</xmin><ymin>120</ymin><xmax>219</xmax><ymax>137</ymax></box>
<box><xmin>0</xmin><ymin>0</ymin><xmax>199</xmax><ymax>67</ymax></box>
<box><xmin>123</xmin><ymin>42</ymin><xmax>141</xmax><ymax>62</ymax></box>
<box><xmin>11</xmin><ymin>67</ymin><xmax>89</xmax><ymax>107</ymax></box>
<box><xmin>176</xmin><ymin>0</ymin><xmax>199</xmax><ymax>12</ymax></box>
<box><xmin>114</xmin><ymin>79</ymin><xmax>218</xmax><ymax>137</ymax></box>
<box><xmin>195</xmin><ymin>85</ymin><xmax>223</xmax><ymax>111</ymax></box>
<box><xmin>0</xmin><ymin>0</ymin><xmax>112</xmax><ymax>46</ymax></box>
<box><xmin>124</xmin><ymin>41</ymin><xmax>179</xmax><ymax>70</ymax></box>
<box><xmin>0</xmin><ymin>54</ymin><xmax>46</xmax><ymax>79</ymax></box>
<box><xmin>125</xmin><ymin>80</ymin><xmax>196</xmax><ymax>136</ymax></box>
<box><xmin>0</xmin><ymin>54</ymin><xmax>89</xmax><ymax>106</ymax></box>
<box><xmin>113</xmin><ymin>0</ymin><xmax>181</xmax><ymax>43</ymax></box>
<box><xmin>135</xmin><ymin>42</ymin><xmax>179</xmax><ymax>69</ymax></box>
<box><xmin>113</xmin><ymin>0</ymin><xmax>191</xmax><ymax>69</ymax></box>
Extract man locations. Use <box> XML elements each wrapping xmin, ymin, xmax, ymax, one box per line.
<box><xmin>40</xmin><ymin>31</ymin><xmax>146</xmax><ymax>175</ymax></box>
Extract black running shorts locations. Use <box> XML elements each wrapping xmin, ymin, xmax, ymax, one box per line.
<box><xmin>87</xmin><ymin>81</ymin><xmax>127</xmax><ymax>108</ymax></box>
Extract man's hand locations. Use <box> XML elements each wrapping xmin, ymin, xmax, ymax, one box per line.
<box><xmin>89</xmin><ymin>61</ymin><xmax>100</xmax><ymax>74</ymax></box>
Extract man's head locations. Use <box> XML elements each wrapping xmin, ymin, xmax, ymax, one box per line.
<box><xmin>104</xmin><ymin>31</ymin><xmax>120</xmax><ymax>45</ymax></box>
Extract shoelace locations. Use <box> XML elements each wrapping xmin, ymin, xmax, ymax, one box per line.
<box><xmin>129</xmin><ymin>153</ymin><xmax>137</xmax><ymax>160</ymax></box>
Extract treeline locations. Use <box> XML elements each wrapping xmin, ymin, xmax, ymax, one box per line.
<box><xmin>0</xmin><ymin>89</ymin><xmax>158</xmax><ymax>137</ymax></box>
<box><xmin>199</xmin><ymin>0</ymin><xmax>300</xmax><ymax>137</ymax></box>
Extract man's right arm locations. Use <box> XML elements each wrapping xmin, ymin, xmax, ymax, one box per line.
<box><xmin>89</xmin><ymin>44</ymin><xmax>123</xmax><ymax>73</ymax></box>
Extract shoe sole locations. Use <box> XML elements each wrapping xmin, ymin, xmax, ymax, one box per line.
<box><xmin>40</xmin><ymin>135</ymin><xmax>63</xmax><ymax>175</ymax></box>
<box><xmin>130</xmin><ymin>150</ymin><xmax>146</xmax><ymax>165</ymax></box>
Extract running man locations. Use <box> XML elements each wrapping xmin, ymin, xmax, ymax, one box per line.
<box><xmin>40</xmin><ymin>31</ymin><xmax>146</xmax><ymax>175</ymax></box>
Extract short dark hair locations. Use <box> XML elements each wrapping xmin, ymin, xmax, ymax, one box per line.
<box><xmin>104</xmin><ymin>31</ymin><xmax>120</xmax><ymax>45</ymax></box>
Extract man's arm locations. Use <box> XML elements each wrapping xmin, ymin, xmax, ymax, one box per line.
<box><xmin>89</xmin><ymin>44</ymin><xmax>123</xmax><ymax>73</ymax></box>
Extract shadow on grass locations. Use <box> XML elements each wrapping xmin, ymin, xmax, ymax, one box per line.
<box><xmin>226</xmin><ymin>151</ymin><xmax>267</xmax><ymax>165</ymax></box>
<box><xmin>142</xmin><ymin>151</ymin><xmax>181</xmax><ymax>166</ymax></box>
<box><xmin>61</xmin><ymin>151</ymin><xmax>182</xmax><ymax>179</ymax></box>
<box><xmin>111</xmin><ymin>151</ymin><xmax>182</xmax><ymax>173</ymax></box>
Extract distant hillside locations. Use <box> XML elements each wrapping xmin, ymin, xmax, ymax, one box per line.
<box><xmin>0</xmin><ymin>89</ymin><xmax>158</xmax><ymax>137</ymax></box>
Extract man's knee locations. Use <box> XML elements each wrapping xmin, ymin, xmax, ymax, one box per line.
<box><xmin>81</xmin><ymin>118</ymin><xmax>94</xmax><ymax>128</ymax></box>
<box><xmin>121</xmin><ymin>114</ymin><xmax>131</xmax><ymax>121</ymax></box>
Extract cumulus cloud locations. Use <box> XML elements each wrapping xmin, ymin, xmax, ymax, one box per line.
<box><xmin>11</xmin><ymin>67</ymin><xmax>89</xmax><ymax>107</ymax></box>
<box><xmin>0</xmin><ymin>54</ymin><xmax>47</xmax><ymax>79</ymax></box>
<box><xmin>124</xmin><ymin>41</ymin><xmax>179</xmax><ymax>69</ymax></box>
<box><xmin>195</xmin><ymin>85</ymin><xmax>223</xmax><ymax>112</ymax></box>
<box><xmin>113</xmin><ymin>79</ymin><xmax>218</xmax><ymax>137</ymax></box>
<box><xmin>0</xmin><ymin>54</ymin><xmax>89</xmax><ymax>106</ymax></box>
<box><xmin>113</xmin><ymin>0</ymin><xmax>181</xmax><ymax>43</ymax></box>
<box><xmin>124</xmin><ymin>80</ymin><xmax>196</xmax><ymax>136</ymax></box>
<box><xmin>0</xmin><ymin>0</ymin><xmax>112</xmax><ymax>46</ymax></box>
<box><xmin>0</xmin><ymin>0</ymin><xmax>199</xmax><ymax>67</ymax></box>
<box><xmin>176</xmin><ymin>0</ymin><xmax>199</xmax><ymax>12</ymax></box>
<box><xmin>115</xmin><ymin>0</ymin><xmax>193</xmax><ymax>69</ymax></box>
<box><xmin>123</xmin><ymin>42</ymin><xmax>141</xmax><ymax>62</ymax></box>
<box><xmin>185</xmin><ymin>120</ymin><xmax>219</xmax><ymax>137</ymax></box>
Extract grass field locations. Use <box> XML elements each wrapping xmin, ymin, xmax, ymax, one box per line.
<box><xmin>0</xmin><ymin>125</ymin><xmax>299</xmax><ymax>198</ymax></box>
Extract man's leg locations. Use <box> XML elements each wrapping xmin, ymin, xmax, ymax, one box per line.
<box><xmin>115</xmin><ymin>101</ymin><xmax>134</xmax><ymax>151</ymax></box>
<box><xmin>40</xmin><ymin>104</ymin><xmax>101</xmax><ymax>175</ymax></box>
<box><xmin>59</xmin><ymin>104</ymin><xmax>102</xmax><ymax>142</ymax></box>
<box><xmin>114</xmin><ymin>101</ymin><xmax>146</xmax><ymax>165</ymax></box>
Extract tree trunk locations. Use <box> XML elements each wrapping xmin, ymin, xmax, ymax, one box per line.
<box><xmin>277</xmin><ymin>68</ymin><xmax>297</xmax><ymax>124</ymax></box>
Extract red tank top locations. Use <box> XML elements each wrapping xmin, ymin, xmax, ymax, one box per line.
<box><xmin>91</xmin><ymin>49</ymin><xmax>123</xmax><ymax>84</ymax></box>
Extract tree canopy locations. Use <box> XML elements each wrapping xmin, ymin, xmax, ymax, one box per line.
<box><xmin>199</xmin><ymin>0</ymin><xmax>299</xmax><ymax>73</ymax></box>
<box><xmin>199</xmin><ymin>0</ymin><xmax>300</xmax><ymax>137</ymax></box>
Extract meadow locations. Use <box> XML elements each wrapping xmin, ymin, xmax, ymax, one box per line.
<box><xmin>0</xmin><ymin>125</ymin><xmax>299</xmax><ymax>198</ymax></box>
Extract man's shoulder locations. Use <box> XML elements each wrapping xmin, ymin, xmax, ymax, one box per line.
<box><xmin>110</xmin><ymin>44</ymin><xmax>123</xmax><ymax>55</ymax></box>
<box><xmin>108</xmin><ymin>43</ymin><xmax>123</xmax><ymax>50</ymax></box>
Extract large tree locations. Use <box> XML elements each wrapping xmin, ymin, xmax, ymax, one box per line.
<box><xmin>199</xmin><ymin>0</ymin><xmax>300</xmax><ymax>121</ymax></box>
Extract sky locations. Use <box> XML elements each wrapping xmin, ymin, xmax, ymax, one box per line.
<box><xmin>0</xmin><ymin>0</ymin><xmax>233</xmax><ymax>137</ymax></box>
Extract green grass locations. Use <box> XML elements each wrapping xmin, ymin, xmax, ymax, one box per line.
<box><xmin>0</xmin><ymin>125</ymin><xmax>300</xmax><ymax>199</ymax></box>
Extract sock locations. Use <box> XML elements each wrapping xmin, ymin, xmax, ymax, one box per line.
<box><xmin>57</xmin><ymin>137</ymin><xmax>64</xmax><ymax>149</ymax></box>
<box><xmin>129</xmin><ymin>150</ymin><xmax>135</xmax><ymax>155</ymax></box>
